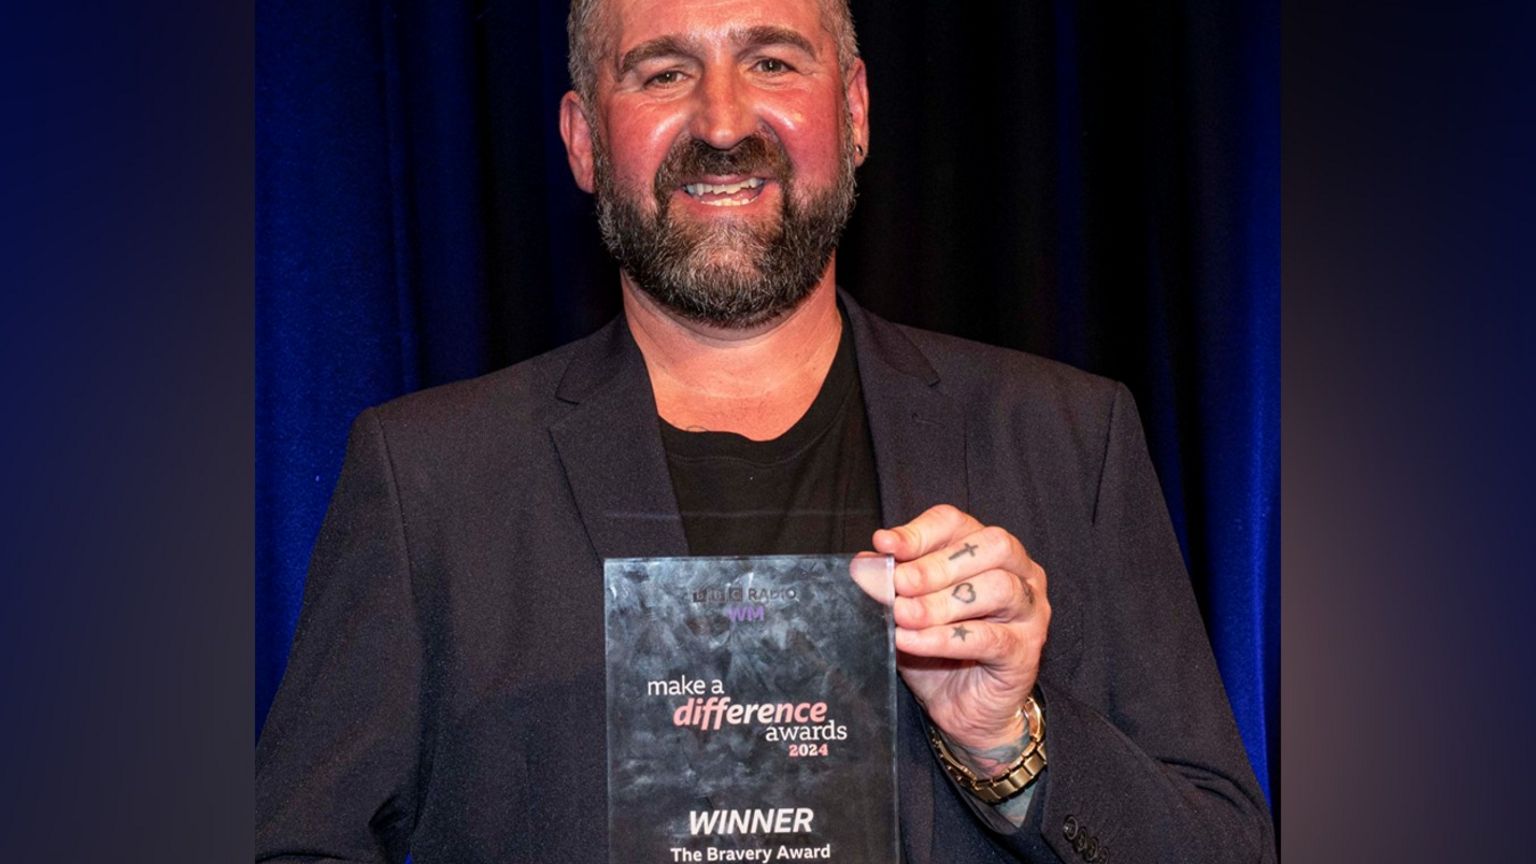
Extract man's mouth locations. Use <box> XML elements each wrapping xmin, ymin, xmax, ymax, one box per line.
<box><xmin>680</xmin><ymin>177</ymin><xmax>767</xmax><ymax>207</ymax></box>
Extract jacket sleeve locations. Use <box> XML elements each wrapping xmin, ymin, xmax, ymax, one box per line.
<box><xmin>994</xmin><ymin>383</ymin><xmax>1276</xmax><ymax>863</ymax></box>
<box><xmin>256</xmin><ymin>409</ymin><xmax>424</xmax><ymax>863</ymax></box>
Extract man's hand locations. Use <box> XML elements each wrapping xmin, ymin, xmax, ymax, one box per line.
<box><xmin>872</xmin><ymin>504</ymin><xmax>1050</xmax><ymax>769</ymax></box>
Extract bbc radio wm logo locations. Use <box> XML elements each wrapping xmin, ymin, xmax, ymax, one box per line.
<box><xmin>725</xmin><ymin>604</ymin><xmax>765</xmax><ymax>623</ymax></box>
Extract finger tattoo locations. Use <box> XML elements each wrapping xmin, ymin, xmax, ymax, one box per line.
<box><xmin>952</xmin><ymin>582</ymin><xmax>977</xmax><ymax>604</ymax></box>
<box><xmin>948</xmin><ymin>542</ymin><xmax>978</xmax><ymax>560</ymax></box>
<box><xmin>952</xmin><ymin>624</ymin><xmax>972</xmax><ymax>641</ymax></box>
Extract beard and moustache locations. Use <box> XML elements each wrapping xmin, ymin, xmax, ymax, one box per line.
<box><xmin>592</xmin><ymin>123</ymin><xmax>858</xmax><ymax>330</ymax></box>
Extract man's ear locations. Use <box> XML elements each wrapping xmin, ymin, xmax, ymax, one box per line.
<box><xmin>845</xmin><ymin>58</ymin><xmax>870</xmax><ymax>166</ymax></box>
<box><xmin>560</xmin><ymin>91</ymin><xmax>597</xmax><ymax>193</ymax></box>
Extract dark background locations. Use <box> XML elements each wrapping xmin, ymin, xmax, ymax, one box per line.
<box><xmin>256</xmin><ymin>0</ymin><xmax>1279</xmax><ymax>826</ymax></box>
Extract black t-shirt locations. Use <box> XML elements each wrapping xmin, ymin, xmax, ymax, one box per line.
<box><xmin>660</xmin><ymin>320</ymin><xmax>882</xmax><ymax>556</ymax></box>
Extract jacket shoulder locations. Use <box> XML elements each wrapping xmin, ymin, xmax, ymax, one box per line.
<box><xmin>361</xmin><ymin>325</ymin><xmax>602</xmax><ymax>455</ymax></box>
<box><xmin>874</xmin><ymin>321</ymin><xmax>1137</xmax><ymax>521</ymax></box>
<box><xmin>892</xmin><ymin>323</ymin><xmax>1124</xmax><ymax>421</ymax></box>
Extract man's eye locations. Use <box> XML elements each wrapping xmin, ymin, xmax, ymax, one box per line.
<box><xmin>646</xmin><ymin>70</ymin><xmax>684</xmax><ymax>86</ymax></box>
<box><xmin>754</xmin><ymin>58</ymin><xmax>794</xmax><ymax>74</ymax></box>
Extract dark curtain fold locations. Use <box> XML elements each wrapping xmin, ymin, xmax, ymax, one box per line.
<box><xmin>256</xmin><ymin>0</ymin><xmax>1279</xmax><ymax>822</ymax></box>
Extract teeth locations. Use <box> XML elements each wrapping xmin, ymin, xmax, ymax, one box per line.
<box><xmin>684</xmin><ymin>177</ymin><xmax>766</xmax><ymax>197</ymax></box>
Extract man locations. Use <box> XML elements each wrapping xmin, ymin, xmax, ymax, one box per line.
<box><xmin>256</xmin><ymin>0</ymin><xmax>1275</xmax><ymax>861</ymax></box>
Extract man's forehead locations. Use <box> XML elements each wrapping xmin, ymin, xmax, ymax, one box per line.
<box><xmin>602</xmin><ymin>0</ymin><xmax>830</xmax><ymax>56</ymax></box>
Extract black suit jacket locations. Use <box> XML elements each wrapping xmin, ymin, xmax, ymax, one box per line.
<box><xmin>256</xmin><ymin>294</ymin><xmax>1275</xmax><ymax>863</ymax></box>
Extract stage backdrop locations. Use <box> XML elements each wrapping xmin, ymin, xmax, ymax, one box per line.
<box><xmin>257</xmin><ymin>0</ymin><xmax>1279</xmax><ymax>823</ymax></box>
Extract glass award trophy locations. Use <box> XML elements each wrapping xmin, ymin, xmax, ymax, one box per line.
<box><xmin>604</xmin><ymin>555</ymin><xmax>898</xmax><ymax>864</ymax></box>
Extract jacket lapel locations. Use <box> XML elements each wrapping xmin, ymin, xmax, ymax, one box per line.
<box><xmin>844</xmin><ymin>293</ymin><xmax>969</xmax><ymax>864</ymax></box>
<box><xmin>844</xmin><ymin>294</ymin><xmax>970</xmax><ymax>528</ymax></box>
<box><xmin>549</xmin><ymin>319</ymin><xmax>690</xmax><ymax>560</ymax></box>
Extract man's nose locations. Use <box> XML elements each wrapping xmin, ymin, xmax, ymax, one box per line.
<box><xmin>689</xmin><ymin>69</ymin><xmax>757</xmax><ymax>151</ymax></box>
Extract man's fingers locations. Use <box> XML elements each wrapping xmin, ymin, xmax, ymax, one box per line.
<box><xmin>872</xmin><ymin>504</ymin><xmax>980</xmax><ymax>561</ymax></box>
<box><xmin>892</xmin><ymin>568</ymin><xmax>1034</xmax><ymax>630</ymax></box>
<box><xmin>894</xmin><ymin>617</ymin><xmax>1045</xmax><ymax>665</ymax></box>
<box><xmin>892</xmin><ymin>524</ymin><xmax>1025</xmax><ymax>597</ymax></box>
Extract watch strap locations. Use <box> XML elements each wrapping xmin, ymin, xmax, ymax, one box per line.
<box><xmin>929</xmin><ymin>695</ymin><xmax>1047</xmax><ymax>805</ymax></box>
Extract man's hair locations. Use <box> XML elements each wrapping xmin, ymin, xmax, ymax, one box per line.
<box><xmin>566</xmin><ymin>0</ymin><xmax>860</xmax><ymax>105</ymax></box>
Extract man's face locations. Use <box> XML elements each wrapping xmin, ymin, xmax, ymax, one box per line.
<box><xmin>566</xmin><ymin>0</ymin><xmax>869</xmax><ymax>329</ymax></box>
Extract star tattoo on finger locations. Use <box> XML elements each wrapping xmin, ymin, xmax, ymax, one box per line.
<box><xmin>952</xmin><ymin>624</ymin><xmax>972</xmax><ymax>641</ymax></box>
<box><xmin>952</xmin><ymin>582</ymin><xmax>977</xmax><ymax>604</ymax></box>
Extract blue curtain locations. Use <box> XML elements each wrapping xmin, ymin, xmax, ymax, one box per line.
<box><xmin>257</xmin><ymin>0</ymin><xmax>1278</xmax><ymax>821</ymax></box>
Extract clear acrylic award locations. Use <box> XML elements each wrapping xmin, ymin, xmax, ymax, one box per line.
<box><xmin>604</xmin><ymin>555</ymin><xmax>898</xmax><ymax>864</ymax></box>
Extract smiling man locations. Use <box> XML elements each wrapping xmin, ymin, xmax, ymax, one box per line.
<box><xmin>255</xmin><ymin>1</ymin><xmax>1276</xmax><ymax>862</ymax></box>
<box><xmin>567</xmin><ymin>0</ymin><xmax>861</xmax><ymax>334</ymax></box>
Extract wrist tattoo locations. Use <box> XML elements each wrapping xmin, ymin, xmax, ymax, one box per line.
<box><xmin>952</xmin><ymin>738</ymin><xmax>1027</xmax><ymax>776</ymax></box>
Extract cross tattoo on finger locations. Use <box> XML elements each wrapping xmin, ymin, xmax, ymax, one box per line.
<box><xmin>948</xmin><ymin>542</ymin><xmax>978</xmax><ymax>561</ymax></box>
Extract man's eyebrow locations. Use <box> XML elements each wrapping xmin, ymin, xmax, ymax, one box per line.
<box><xmin>615</xmin><ymin>27</ymin><xmax>819</xmax><ymax>78</ymax></box>
<box><xmin>732</xmin><ymin>25</ymin><xmax>817</xmax><ymax>58</ymax></box>
<box><xmin>617</xmin><ymin>35</ymin><xmax>701</xmax><ymax>77</ymax></box>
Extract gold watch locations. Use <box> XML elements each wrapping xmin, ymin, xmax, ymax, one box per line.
<box><xmin>929</xmin><ymin>695</ymin><xmax>1047</xmax><ymax>805</ymax></box>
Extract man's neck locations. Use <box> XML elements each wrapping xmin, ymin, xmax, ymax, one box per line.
<box><xmin>622</xmin><ymin>270</ymin><xmax>843</xmax><ymax>442</ymax></box>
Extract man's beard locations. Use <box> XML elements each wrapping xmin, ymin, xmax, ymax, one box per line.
<box><xmin>592</xmin><ymin>128</ymin><xmax>858</xmax><ymax>329</ymax></box>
